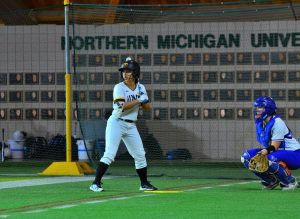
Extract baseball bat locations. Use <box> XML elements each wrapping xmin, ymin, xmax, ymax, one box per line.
<box><xmin>1</xmin><ymin>128</ymin><xmax>4</xmax><ymax>162</ymax></box>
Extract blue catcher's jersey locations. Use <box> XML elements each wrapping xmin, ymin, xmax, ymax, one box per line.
<box><xmin>256</xmin><ymin>115</ymin><xmax>300</xmax><ymax>151</ymax></box>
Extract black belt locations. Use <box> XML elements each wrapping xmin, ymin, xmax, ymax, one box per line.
<box><xmin>119</xmin><ymin>118</ymin><xmax>135</xmax><ymax>123</ymax></box>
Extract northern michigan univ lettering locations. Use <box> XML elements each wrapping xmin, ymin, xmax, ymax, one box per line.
<box><xmin>61</xmin><ymin>32</ymin><xmax>300</xmax><ymax>50</ymax></box>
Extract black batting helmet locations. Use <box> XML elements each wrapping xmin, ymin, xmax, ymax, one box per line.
<box><xmin>119</xmin><ymin>57</ymin><xmax>140</xmax><ymax>83</ymax></box>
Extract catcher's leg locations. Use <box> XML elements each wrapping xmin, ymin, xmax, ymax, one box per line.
<box><xmin>268</xmin><ymin>155</ymin><xmax>297</xmax><ymax>190</ymax></box>
<box><xmin>254</xmin><ymin>172</ymin><xmax>280</xmax><ymax>190</ymax></box>
<box><xmin>241</xmin><ymin>149</ymin><xmax>279</xmax><ymax>189</ymax></box>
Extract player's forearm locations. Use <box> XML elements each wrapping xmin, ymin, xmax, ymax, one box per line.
<box><xmin>141</xmin><ymin>102</ymin><xmax>151</xmax><ymax>111</ymax></box>
<box><xmin>122</xmin><ymin>100</ymin><xmax>140</xmax><ymax>110</ymax></box>
<box><xmin>260</xmin><ymin>141</ymin><xmax>280</xmax><ymax>155</ymax></box>
<box><xmin>270</xmin><ymin>141</ymin><xmax>281</xmax><ymax>150</ymax></box>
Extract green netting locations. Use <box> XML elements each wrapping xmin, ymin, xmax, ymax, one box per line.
<box><xmin>70</xmin><ymin>1</ymin><xmax>300</xmax><ymax>179</ymax></box>
<box><xmin>0</xmin><ymin>1</ymin><xmax>299</xmax><ymax>179</ymax></box>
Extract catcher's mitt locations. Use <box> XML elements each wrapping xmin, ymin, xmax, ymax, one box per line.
<box><xmin>249</xmin><ymin>154</ymin><xmax>269</xmax><ymax>173</ymax></box>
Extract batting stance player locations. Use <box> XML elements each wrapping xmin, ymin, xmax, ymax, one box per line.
<box><xmin>90</xmin><ymin>57</ymin><xmax>158</xmax><ymax>192</ymax></box>
<box><xmin>241</xmin><ymin>96</ymin><xmax>300</xmax><ymax>190</ymax></box>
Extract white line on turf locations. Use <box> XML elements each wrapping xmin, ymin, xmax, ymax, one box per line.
<box><xmin>84</xmin><ymin>200</ymin><xmax>106</xmax><ymax>204</ymax></box>
<box><xmin>3</xmin><ymin>180</ymin><xmax>257</xmax><ymax>217</ymax></box>
<box><xmin>83</xmin><ymin>194</ymin><xmax>153</xmax><ymax>205</ymax></box>
<box><xmin>0</xmin><ymin>176</ymin><xmax>115</xmax><ymax>190</ymax></box>
<box><xmin>52</xmin><ymin>204</ymin><xmax>77</xmax><ymax>209</ymax></box>
<box><xmin>186</xmin><ymin>180</ymin><xmax>256</xmax><ymax>192</ymax></box>
<box><xmin>237</xmin><ymin>181</ymin><xmax>259</xmax><ymax>185</ymax></box>
<box><xmin>23</xmin><ymin>209</ymin><xmax>48</xmax><ymax>214</ymax></box>
<box><xmin>0</xmin><ymin>193</ymin><xmax>154</xmax><ymax>218</ymax></box>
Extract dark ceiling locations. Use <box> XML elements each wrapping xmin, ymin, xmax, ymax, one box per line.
<box><xmin>0</xmin><ymin>0</ymin><xmax>299</xmax><ymax>25</ymax></box>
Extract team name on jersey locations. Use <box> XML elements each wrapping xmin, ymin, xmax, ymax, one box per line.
<box><xmin>127</xmin><ymin>94</ymin><xmax>139</xmax><ymax>102</ymax></box>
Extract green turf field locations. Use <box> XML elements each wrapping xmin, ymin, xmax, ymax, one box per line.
<box><xmin>1</xmin><ymin>162</ymin><xmax>300</xmax><ymax>218</ymax></box>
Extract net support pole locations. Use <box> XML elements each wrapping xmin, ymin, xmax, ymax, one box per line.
<box><xmin>40</xmin><ymin>0</ymin><xmax>93</xmax><ymax>176</ymax></box>
<box><xmin>64</xmin><ymin>0</ymin><xmax>71</xmax><ymax>163</ymax></box>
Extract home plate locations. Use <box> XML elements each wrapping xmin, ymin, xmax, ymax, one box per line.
<box><xmin>144</xmin><ymin>190</ymin><xmax>183</xmax><ymax>194</ymax></box>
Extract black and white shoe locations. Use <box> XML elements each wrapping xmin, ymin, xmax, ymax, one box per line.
<box><xmin>261</xmin><ymin>180</ymin><xmax>279</xmax><ymax>190</ymax></box>
<box><xmin>90</xmin><ymin>184</ymin><xmax>103</xmax><ymax>192</ymax></box>
<box><xmin>282</xmin><ymin>180</ymin><xmax>298</xmax><ymax>191</ymax></box>
<box><xmin>140</xmin><ymin>181</ymin><xmax>158</xmax><ymax>191</ymax></box>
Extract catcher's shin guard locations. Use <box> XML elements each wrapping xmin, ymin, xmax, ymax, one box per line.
<box><xmin>268</xmin><ymin>157</ymin><xmax>296</xmax><ymax>186</ymax></box>
<box><xmin>254</xmin><ymin>172</ymin><xmax>279</xmax><ymax>189</ymax></box>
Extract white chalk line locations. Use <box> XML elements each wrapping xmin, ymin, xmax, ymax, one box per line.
<box><xmin>0</xmin><ymin>180</ymin><xmax>257</xmax><ymax>218</ymax></box>
<box><xmin>0</xmin><ymin>176</ymin><xmax>120</xmax><ymax>190</ymax></box>
<box><xmin>185</xmin><ymin>180</ymin><xmax>257</xmax><ymax>191</ymax></box>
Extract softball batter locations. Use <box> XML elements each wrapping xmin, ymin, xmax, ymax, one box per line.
<box><xmin>90</xmin><ymin>57</ymin><xmax>158</xmax><ymax>192</ymax></box>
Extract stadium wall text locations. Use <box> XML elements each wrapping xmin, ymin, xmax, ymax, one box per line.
<box><xmin>61</xmin><ymin>32</ymin><xmax>300</xmax><ymax>50</ymax></box>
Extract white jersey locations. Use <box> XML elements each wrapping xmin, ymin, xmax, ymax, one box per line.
<box><xmin>111</xmin><ymin>82</ymin><xmax>147</xmax><ymax>121</ymax></box>
<box><xmin>272</xmin><ymin>117</ymin><xmax>300</xmax><ymax>151</ymax></box>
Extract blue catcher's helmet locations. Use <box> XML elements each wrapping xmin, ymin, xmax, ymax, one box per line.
<box><xmin>119</xmin><ymin>57</ymin><xmax>140</xmax><ymax>83</ymax></box>
<box><xmin>253</xmin><ymin>96</ymin><xmax>277</xmax><ymax>122</ymax></box>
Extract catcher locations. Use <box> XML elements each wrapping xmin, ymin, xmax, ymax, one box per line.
<box><xmin>241</xmin><ymin>96</ymin><xmax>300</xmax><ymax>190</ymax></box>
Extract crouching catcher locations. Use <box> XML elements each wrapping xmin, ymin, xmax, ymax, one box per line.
<box><xmin>241</xmin><ymin>96</ymin><xmax>300</xmax><ymax>191</ymax></box>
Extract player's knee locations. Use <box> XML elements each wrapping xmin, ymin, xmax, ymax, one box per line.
<box><xmin>241</xmin><ymin>150</ymin><xmax>251</xmax><ymax>168</ymax></box>
<box><xmin>267</xmin><ymin>155</ymin><xmax>279</xmax><ymax>173</ymax></box>
<box><xmin>267</xmin><ymin>154</ymin><xmax>278</xmax><ymax>163</ymax></box>
<box><xmin>133</xmin><ymin>151</ymin><xmax>146</xmax><ymax>160</ymax></box>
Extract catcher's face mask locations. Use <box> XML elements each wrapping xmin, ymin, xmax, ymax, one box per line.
<box><xmin>253</xmin><ymin>96</ymin><xmax>277</xmax><ymax>123</ymax></box>
<box><xmin>253</xmin><ymin>107</ymin><xmax>265</xmax><ymax>119</ymax></box>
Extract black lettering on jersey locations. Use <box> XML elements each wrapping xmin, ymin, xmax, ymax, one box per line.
<box><xmin>127</xmin><ymin>94</ymin><xmax>139</xmax><ymax>102</ymax></box>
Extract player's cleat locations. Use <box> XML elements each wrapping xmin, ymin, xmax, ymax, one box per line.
<box><xmin>280</xmin><ymin>183</ymin><xmax>287</xmax><ymax>188</ymax></box>
<box><xmin>260</xmin><ymin>177</ymin><xmax>280</xmax><ymax>190</ymax></box>
<box><xmin>261</xmin><ymin>179</ymin><xmax>279</xmax><ymax>190</ymax></box>
<box><xmin>89</xmin><ymin>184</ymin><xmax>103</xmax><ymax>192</ymax></box>
<box><xmin>282</xmin><ymin>181</ymin><xmax>298</xmax><ymax>191</ymax></box>
<box><xmin>140</xmin><ymin>181</ymin><xmax>158</xmax><ymax>191</ymax></box>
